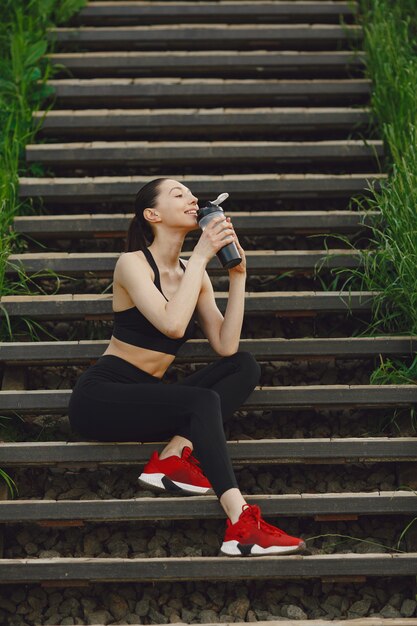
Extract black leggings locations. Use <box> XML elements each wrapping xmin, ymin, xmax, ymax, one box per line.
<box><xmin>68</xmin><ymin>351</ymin><xmax>261</xmax><ymax>499</ymax></box>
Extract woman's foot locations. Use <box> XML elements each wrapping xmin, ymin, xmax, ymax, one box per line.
<box><xmin>138</xmin><ymin>446</ymin><xmax>214</xmax><ymax>495</ymax></box>
<box><xmin>220</xmin><ymin>503</ymin><xmax>306</xmax><ymax>556</ymax></box>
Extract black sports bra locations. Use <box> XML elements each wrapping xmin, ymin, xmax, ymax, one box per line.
<box><xmin>112</xmin><ymin>247</ymin><xmax>197</xmax><ymax>355</ymax></box>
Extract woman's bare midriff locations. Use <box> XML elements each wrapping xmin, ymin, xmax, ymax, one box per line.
<box><xmin>103</xmin><ymin>251</ymin><xmax>183</xmax><ymax>378</ymax></box>
<box><xmin>102</xmin><ymin>336</ymin><xmax>175</xmax><ymax>379</ymax></box>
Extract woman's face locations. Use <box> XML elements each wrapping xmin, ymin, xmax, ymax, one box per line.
<box><xmin>152</xmin><ymin>179</ymin><xmax>200</xmax><ymax>230</ymax></box>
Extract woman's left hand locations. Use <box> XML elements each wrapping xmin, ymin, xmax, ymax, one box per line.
<box><xmin>225</xmin><ymin>217</ymin><xmax>247</xmax><ymax>275</ymax></box>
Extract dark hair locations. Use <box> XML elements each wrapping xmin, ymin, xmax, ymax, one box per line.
<box><xmin>125</xmin><ymin>177</ymin><xmax>169</xmax><ymax>252</ymax></box>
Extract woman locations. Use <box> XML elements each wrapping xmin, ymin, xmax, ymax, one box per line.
<box><xmin>68</xmin><ymin>177</ymin><xmax>305</xmax><ymax>557</ymax></box>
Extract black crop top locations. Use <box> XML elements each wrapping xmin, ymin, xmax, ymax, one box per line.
<box><xmin>112</xmin><ymin>247</ymin><xmax>197</xmax><ymax>355</ymax></box>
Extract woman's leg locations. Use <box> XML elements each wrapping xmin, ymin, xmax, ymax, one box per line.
<box><xmin>166</xmin><ymin>350</ymin><xmax>261</xmax><ymax>451</ymax></box>
<box><xmin>69</xmin><ymin>377</ymin><xmax>239</xmax><ymax>500</ymax></box>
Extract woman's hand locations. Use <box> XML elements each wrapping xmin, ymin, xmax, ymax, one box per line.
<box><xmin>225</xmin><ymin>216</ymin><xmax>247</xmax><ymax>276</ymax></box>
<box><xmin>193</xmin><ymin>214</ymin><xmax>237</xmax><ymax>264</ymax></box>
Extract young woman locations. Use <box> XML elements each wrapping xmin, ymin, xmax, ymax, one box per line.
<box><xmin>68</xmin><ymin>177</ymin><xmax>305</xmax><ymax>556</ymax></box>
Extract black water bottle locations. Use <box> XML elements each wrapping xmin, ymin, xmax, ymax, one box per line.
<box><xmin>196</xmin><ymin>193</ymin><xmax>242</xmax><ymax>269</ymax></box>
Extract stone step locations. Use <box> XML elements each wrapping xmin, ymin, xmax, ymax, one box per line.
<box><xmin>18</xmin><ymin>173</ymin><xmax>386</xmax><ymax>204</ymax></box>
<box><xmin>48</xmin><ymin>24</ymin><xmax>362</xmax><ymax>51</ymax></box>
<box><xmin>0</xmin><ymin>292</ymin><xmax>376</xmax><ymax>320</ymax></box>
<box><xmin>1</xmin><ymin>337</ymin><xmax>416</xmax><ymax>365</ymax></box>
<box><xmin>73</xmin><ymin>2</ymin><xmax>357</xmax><ymax>26</ymax></box>
<box><xmin>1</xmin><ymin>385</ymin><xmax>416</xmax><ymax>414</ymax></box>
<box><xmin>13</xmin><ymin>210</ymin><xmax>378</xmax><ymax>238</ymax></box>
<box><xmin>48</xmin><ymin>50</ymin><xmax>364</xmax><ymax>78</ymax></box>
<box><xmin>2</xmin><ymin>438</ymin><xmax>417</xmax><ymax>467</ymax></box>
<box><xmin>1</xmin><ymin>492</ymin><xmax>415</xmax><ymax>523</ymax></box>
<box><xmin>33</xmin><ymin>107</ymin><xmax>372</xmax><ymax>139</ymax></box>
<box><xmin>1</xmin><ymin>553</ymin><xmax>417</xmax><ymax>584</ymax></box>
<box><xmin>6</xmin><ymin>250</ymin><xmax>362</xmax><ymax>276</ymax></box>
<box><xmin>26</xmin><ymin>139</ymin><xmax>382</xmax><ymax>167</ymax></box>
<box><xmin>45</xmin><ymin>78</ymin><xmax>372</xmax><ymax>107</ymax></box>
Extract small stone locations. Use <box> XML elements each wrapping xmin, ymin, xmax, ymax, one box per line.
<box><xmin>135</xmin><ymin>598</ymin><xmax>150</xmax><ymax>617</ymax></box>
<box><xmin>16</xmin><ymin>530</ymin><xmax>31</xmax><ymax>547</ymax></box>
<box><xmin>199</xmin><ymin>609</ymin><xmax>220</xmax><ymax>622</ymax></box>
<box><xmin>282</xmin><ymin>604</ymin><xmax>308</xmax><ymax>620</ymax></box>
<box><xmin>380</xmin><ymin>605</ymin><xmax>401</xmax><ymax>618</ymax></box>
<box><xmin>24</xmin><ymin>543</ymin><xmax>38</xmax><ymax>555</ymax></box>
<box><xmin>181</xmin><ymin>608</ymin><xmax>195</xmax><ymax>622</ymax></box>
<box><xmin>228</xmin><ymin>596</ymin><xmax>250</xmax><ymax>620</ymax></box>
<box><xmin>401</xmin><ymin>599</ymin><xmax>417</xmax><ymax>617</ymax></box>
<box><xmin>38</xmin><ymin>550</ymin><xmax>61</xmax><ymax>558</ymax></box>
<box><xmin>44</xmin><ymin>615</ymin><xmax>62</xmax><ymax>625</ymax></box>
<box><xmin>125</xmin><ymin>613</ymin><xmax>143</xmax><ymax>624</ymax></box>
<box><xmin>87</xmin><ymin>610</ymin><xmax>113</xmax><ymax>625</ymax></box>
<box><xmin>348</xmin><ymin>598</ymin><xmax>372</xmax><ymax>618</ymax></box>
<box><xmin>80</xmin><ymin>598</ymin><xmax>97</xmax><ymax>613</ymax></box>
<box><xmin>190</xmin><ymin>591</ymin><xmax>206</xmax><ymax>608</ymax></box>
<box><xmin>148</xmin><ymin>607</ymin><xmax>168</xmax><ymax>623</ymax></box>
<box><xmin>107</xmin><ymin>539</ymin><xmax>129</xmax><ymax>558</ymax></box>
<box><xmin>108</xmin><ymin>592</ymin><xmax>129</xmax><ymax>620</ymax></box>
<box><xmin>389</xmin><ymin>593</ymin><xmax>404</xmax><ymax>608</ymax></box>
<box><xmin>83</xmin><ymin>534</ymin><xmax>102</xmax><ymax>556</ymax></box>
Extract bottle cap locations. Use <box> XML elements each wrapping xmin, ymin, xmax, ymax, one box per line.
<box><xmin>211</xmin><ymin>193</ymin><xmax>229</xmax><ymax>206</ymax></box>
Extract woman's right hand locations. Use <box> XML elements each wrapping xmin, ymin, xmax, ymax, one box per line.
<box><xmin>193</xmin><ymin>215</ymin><xmax>235</xmax><ymax>263</ymax></box>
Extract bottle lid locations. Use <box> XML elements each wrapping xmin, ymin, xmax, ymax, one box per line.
<box><xmin>197</xmin><ymin>192</ymin><xmax>229</xmax><ymax>222</ymax></box>
<box><xmin>212</xmin><ymin>192</ymin><xmax>229</xmax><ymax>205</ymax></box>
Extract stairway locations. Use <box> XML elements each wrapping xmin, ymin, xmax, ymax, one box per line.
<box><xmin>1</xmin><ymin>0</ymin><xmax>417</xmax><ymax>622</ymax></box>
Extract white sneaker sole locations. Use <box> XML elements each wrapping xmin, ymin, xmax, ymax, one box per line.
<box><xmin>220</xmin><ymin>539</ymin><xmax>306</xmax><ymax>557</ymax></box>
<box><xmin>138</xmin><ymin>471</ymin><xmax>213</xmax><ymax>495</ymax></box>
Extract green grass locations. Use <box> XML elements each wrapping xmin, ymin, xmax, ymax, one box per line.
<box><xmin>0</xmin><ymin>0</ymin><xmax>86</xmax><ymax>493</ymax></box>
<box><xmin>0</xmin><ymin>0</ymin><xmax>86</xmax><ymax>305</ymax></box>
<box><xmin>353</xmin><ymin>1</ymin><xmax>417</xmax><ymax>332</ymax></box>
<box><xmin>327</xmin><ymin>0</ymin><xmax>417</xmax><ymax>383</ymax></box>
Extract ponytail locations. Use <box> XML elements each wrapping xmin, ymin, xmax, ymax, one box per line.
<box><xmin>125</xmin><ymin>177</ymin><xmax>168</xmax><ymax>253</ymax></box>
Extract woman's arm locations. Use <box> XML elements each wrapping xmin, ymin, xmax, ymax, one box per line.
<box><xmin>195</xmin><ymin>219</ymin><xmax>247</xmax><ymax>356</ymax></box>
<box><xmin>114</xmin><ymin>252</ymin><xmax>207</xmax><ymax>338</ymax></box>
<box><xmin>115</xmin><ymin>214</ymin><xmax>236</xmax><ymax>339</ymax></box>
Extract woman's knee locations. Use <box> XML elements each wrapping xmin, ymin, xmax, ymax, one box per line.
<box><xmin>230</xmin><ymin>350</ymin><xmax>261</xmax><ymax>386</ymax></box>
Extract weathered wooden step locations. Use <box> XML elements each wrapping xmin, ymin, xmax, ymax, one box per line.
<box><xmin>47</xmin><ymin>78</ymin><xmax>371</xmax><ymax>108</ymax></box>
<box><xmin>2</xmin><ymin>438</ymin><xmax>417</xmax><ymax>467</ymax></box>
<box><xmin>49</xmin><ymin>50</ymin><xmax>364</xmax><ymax>78</ymax></box>
<box><xmin>46</xmin><ymin>78</ymin><xmax>371</xmax><ymax>107</ymax></box>
<box><xmin>48</xmin><ymin>24</ymin><xmax>362</xmax><ymax>51</ymax></box>
<box><xmin>13</xmin><ymin>211</ymin><xmax>378</xmax><ymax>238</ymax></box>
<box><xmin>31</xmin><ymin>622</ymin><xmax>417</xmax><ymax>626</ymax></box>
<box><xmin>1</xmin><ymin>492</ymin><xmax>415</xmax><ymax>524</ymax></box>
<box><xmin>6</xmin><ymin>250</ymin><xmax>362</xmax><ymax>276</ymax></box>
<box><xmin>1</xmin><ymin>385</ymin><xmax>416</xmax><ymax>414</ymax></box>
<box><xmin>33</xmin><ymin>107</ymin><xmax>372</xmax><ymax>138</ymax></box>
<box><xmin>2</xmin><ymin>337</ymin><xmax>416</xmax><ymax>365</ymax></box>
<box><xmin>1</xmin><ymin>553</ymin><xmax>417</xmax><ymax>583</ymax></box>
<box><xmin>26</xmin><ymin>140</ymin><xmax>382</xmax><ymax>167</ymax></box>
<box><xmin>73</xmin><ymin>2</ymin><xmax>357</xmax><ymax>26</ymax></box>
<box><xmin>18</xmin><ymin>174</ymin><xmax>386</xmax><ymax>203</ymax></box>
<box><xmin>0</xmin><ymin>292</ymin><xmax>376</xmax><ymax>320</ymax></box>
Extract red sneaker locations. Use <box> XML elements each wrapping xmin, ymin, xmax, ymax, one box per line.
<box><xmin>138</xmin><ymin>446</ymin><xmax>214</xmax><ymax>495</ymax></box>
<box><xmin>220</xmin><ymin>503</ymin><xmax>306</xmax><ymax>556</ymax></box>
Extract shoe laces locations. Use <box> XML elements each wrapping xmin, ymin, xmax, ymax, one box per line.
<box><xmin>239</xmin><ymin>504</ymin><xmax>286</xmax><ymax>537</ymax></box>
<box><xmin>181</xmin><ymin>446</ymin><xmax>205</xmax><ymax>476</ymax></box>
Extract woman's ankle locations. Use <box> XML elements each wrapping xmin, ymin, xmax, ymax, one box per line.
<box><xmin>159</xmin><ymin>436</ymin><xmax>193</xmax><ymax>460</ymax></box>
<box><xmin>219</xmin><ymin>488</ymin><xmax>247</xmax><ymax>524</ymax></box>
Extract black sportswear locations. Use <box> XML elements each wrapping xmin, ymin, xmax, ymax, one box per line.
<box><xmin>112</xmin><ymin>246</ymin><xmax>197</xmax><ymax>354</ymax></box>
